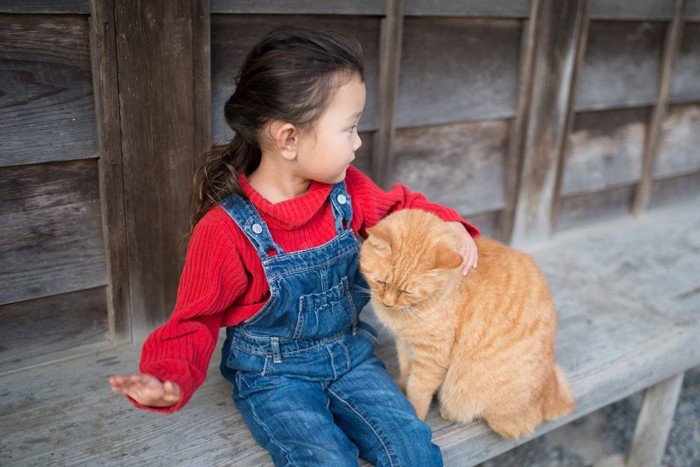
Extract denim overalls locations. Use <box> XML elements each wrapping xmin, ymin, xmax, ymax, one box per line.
<box><xmin>219</xmin><ymin>182</ymin><xmax>442</xmax><ymax>467</ymax></box>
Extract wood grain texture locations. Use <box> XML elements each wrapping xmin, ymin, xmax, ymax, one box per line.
<box><xmin>113</xmin><ymin>0</ymin><xmax>201</xmax><ymax>335</ymax></box>
<box><xmin>391</xmin><ymin>120</ymin><xmax>509</xmax><ymax>215</ymax></box>
<box><xmin>396</xmin><ymin>17</ymin><xmax>521</xmax><ymax>127</ymax></box>
<box><xmin>403</xmin><ymin>0</ymin><xmax>529</xmax><ymax>18</ymax></box>
<box><xmin>89</xmin><ymin>0</ymin><xmax>131</xmax><ymax>344</ymax></box>
<box><xmin>0</xmin><ymin>160</ymin><xmax>107</xmax><ymax>306</ymax></box>
<box><xmin>0</xmin><ymin>0</ymin><xmax>89</xmax><ymax>14</ymax></box>
<box><xmin>209</xmin><ymin>0</ymin><xmax>384</xmax><ymax>16</ymax></box>
<box><xmin>575</xmin><ymin>21</ymin><xmax>665</xmax><ymax>112</ymax></box>
<box><xmin>0</xmin><ymin>14</ymin><xmax>97</xmax><ymax>166</ymax></box>
<box><xmin>655</xmin><ymin>104</ymin><xmax>700</xmax><ymax>178</ymax></box>
<box><xmin>2</xmin><ymin>201</ymin><xmax>699</xmax><ymax>466</ymax></box>
<box><xmin>650</xmin><ymin>171</ymin><xmax>700</xmax><ymax>208</ymax></box>
<box><xmin>210</xmin><ymin>15</ymin><xmax>381</xmax><ymax>144</ymax></box>
<box><xmin>670</xmin><ymin>22</ymin><xmax>700</xmax><ymax>102</ymax></box>
<box><xmin>0</xmin><ymin>287</ymin><xmax>108</xmax><ymax>368</ymax></box>
<box><xmin>555</xmin><ymin>185</ymin><xmax>634</xmax><ymax>233</ymax></box>
<box><xmin>561</xmin><ymin>108</ymin><xmax>649</xmax><ymax>196</ymax></box>
<box><xmin>589</xmin><ymin>0</ymin><xmax>675</xmax><ymax>19</ymax></box>
<box><xmin>510</xmin><ymin>0</ymin><xmax>587</xmax><ymax>245</ymax></box>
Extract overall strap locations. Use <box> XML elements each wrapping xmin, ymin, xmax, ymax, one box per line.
<box><xmin>220</xmin><ymin>192</ymin><xmax>283</xmax><ymax>260</ymax></box>
<box><xmin>329</xmin><ymin>181</ymin><xmax>353</xmax><ymax>234</ymax></box>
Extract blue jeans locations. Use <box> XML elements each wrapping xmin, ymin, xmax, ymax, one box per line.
<box><xmin>232</xmin><ymin>356</ymin><xmax>443</xmax><ymax>466</ymax></box>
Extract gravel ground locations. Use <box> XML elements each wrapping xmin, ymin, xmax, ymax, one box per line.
<box><xmin>479</xmin><ymin>366</ymin><xmax>700</xmax><ymax>467</ymax></box>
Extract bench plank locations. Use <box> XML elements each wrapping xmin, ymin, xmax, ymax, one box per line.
<box><xmin>1</xmin><ymin>200</ymin><xmax>698</xmax><ymax>466</ymax></box>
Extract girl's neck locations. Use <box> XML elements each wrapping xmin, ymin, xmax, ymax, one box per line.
<box><xmin>247</xmin><ymin>157</ymin><xmax>311</xmax><ymax>204</ymax></box>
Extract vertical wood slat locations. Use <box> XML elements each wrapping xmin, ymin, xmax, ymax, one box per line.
<box><xmin>113</xmin><ymin>1</ymin><xmax>203</xmax><ymax>339</ymax></box>
<box><xmin>551</xmin><ymin>3</ymin><xmax>591</xmax><ymax>228</ymax></box>
<box><xmin>192</xmin><ymin>0</ymin><xmax>211</xmax><ymax>182</ymax></box>
<box><xmin>509</xmin><ymin>0</ymin><xmax>588</xmax><ymax>246</ymax></box>
<box><xmin>502</xmin><ymin>1</ymin><xmax>540</xmax><ymax>244</ymax></box>
<box><xmin>89</xmin><ymin>0</ymin><xmax>131</xmax><ymax>344</ymax></box>
<box><xmin>372</xmin><ymin>0</ymin><xmax>403</xmax><ymax>187</ymax></box>
<box><xmin>633</xmin><ymin>0</ymin><xmax>686</xmax><ymax>215</ymax></box>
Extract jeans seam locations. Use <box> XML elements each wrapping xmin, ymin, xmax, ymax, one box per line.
<box><xmin>327</xmin><ymin>388</ymin><xmax>395</xmax><ymax>467</ymax></box>
<box><xmin>248</xmin><ymin>399</ymin><xmax>293</xmax><ymax>465</ymax></box>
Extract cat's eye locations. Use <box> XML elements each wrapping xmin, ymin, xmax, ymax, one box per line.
<box><xmin>376</xmin><ymin>280</ymin><xmax>387</xmax><ymax>288</ymax></box>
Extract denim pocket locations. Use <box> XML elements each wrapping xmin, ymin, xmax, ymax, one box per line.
<box><xmin>295</xmin><ymin>277</ymin><xmax>355</xmax><ymax>339</ymax></box>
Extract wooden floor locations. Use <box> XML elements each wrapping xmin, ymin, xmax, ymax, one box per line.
<box><xmin>1</xmin><ymin>199</ymin><xmax>699</xmax><ymax>466</ymax></box>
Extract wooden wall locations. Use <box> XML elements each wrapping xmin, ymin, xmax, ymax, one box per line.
<box><xmin>1</xmin><ymin>0</ymin><xmax>699</xmax><ymax>368</ymax></box>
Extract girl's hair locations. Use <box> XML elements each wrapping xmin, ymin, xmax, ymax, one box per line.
<box><xmin>191</xmin><ymin>26</ymin><xmax>365</xmax><ymax>229</ymax></box>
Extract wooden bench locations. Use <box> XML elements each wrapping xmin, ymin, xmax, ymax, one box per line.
<box><xmin>2</xmin><ymin>200</ymin><xmax>699</xmax><ymax>466</ymax></box>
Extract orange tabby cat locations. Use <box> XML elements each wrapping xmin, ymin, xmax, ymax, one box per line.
<box><xmin>359</xmin><ymin>209</ymin><xmax>575</xmax><ymax>439</ymax></box>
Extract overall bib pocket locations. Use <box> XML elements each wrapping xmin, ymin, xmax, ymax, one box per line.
<box><xmin>295</xmin><ymin>277</ymin><xmax>355</xmax><ymax>339</ymax></box>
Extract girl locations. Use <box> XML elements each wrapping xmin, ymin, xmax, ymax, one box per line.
<box><xmin>109</xmin><ymin>26</ymin><xmax>479</xmax><ymax>466</ymax></box>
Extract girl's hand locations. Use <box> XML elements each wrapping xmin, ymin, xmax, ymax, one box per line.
<box><xmin>108</xmin><ymin>373</ymin><xmax>181</xmax><ymax>408</ymax></box>
<box><xmin>447</xmin><ymin>222</ymin><xmax>478</xmax><ymax>277</ymax></box>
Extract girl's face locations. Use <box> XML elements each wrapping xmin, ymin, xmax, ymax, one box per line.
<box><xmin>295</xmin><ymin>75</ymin><xmax>366</xmax><ymax>185</ymax></box>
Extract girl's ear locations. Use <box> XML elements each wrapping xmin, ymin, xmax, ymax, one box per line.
<box><xmin>268</xmin><ymin>120</ymin><xmax>299</xmax><ymax>161</ymax></box>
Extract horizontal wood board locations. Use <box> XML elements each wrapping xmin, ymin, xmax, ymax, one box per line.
<box><xmin>391</xmin><ymin>120</ymin><xmax>509</xmax><ymax>215</ymax></box>
<box><xmin>403</xmin><ymin>0</ymin><xmax>529</xmax><ymax>18</ymax></box>
<box><xmin>670</xmin><ymin>22</ymin><xmax>700</xmax><ymax>102</ymax></box>
<box><xmin>0</xmin><ymin>0</ymin><xmax>89</xmax><ymax>14</ymax></box>
<box><xmin>0</xmin><ymin>14</ymin><xmax>97</xmax><ymax>166</ymax></box>
<box><xmin>650</xmin><ymin>172</ymin><xmax>700</xmax><ymax>208</ymax></box>
<box><xmin>0</xmin><ymin>287</ymin><xmax>108</xmax><ymax>368</ymax></box>
<box><xmin>555</xmin><ymin>185</ymin><xmax>635</xmax><ymax>233</ymax></box>
<box><xmin>1</xmin><ymin>201</ymin><xmax>699</xmax><ymax>465</ymax></box>
<box><xmin>0</xmin><ymin>160</ymin><xmax>107</xmax><ymax>305</ymax></box>
<box><xmin>210</xmin><ymin>15</ymin><xmax>380</xmax><ymax>144</ymax></box>
<box><xmin>396</xmin><ymin>18</ymin><xmax>521</xmax><ymax>127</ymax></box>
<box><xmin>655</xmin><ymin>103</ymin><xmax>700</xmax><ymax>178</ymax></box>
<box><xmin>574</xmin><ymin>21</ymin><xmax>665</xmax><ymax>112</ymax></box>
<box><xmin>561</xmin><ymin>107</ymin><xmax>649</xmax><ymax>196</ymax></box>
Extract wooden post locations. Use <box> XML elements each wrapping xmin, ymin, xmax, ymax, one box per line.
<box><xmin>626</xmin><ymin>373</ymin><xmax>685</xmax><ymax>467</ymax></box>
<box><xmin>112</xmin><ymin>0</ymin><xmax>210</xmax><ymax>340</ymax></box>
<box><xmin>372</xmin><ymin>0</ymin><xmax>403</xmax><ymax>187</ymax></box>
<box><xmin>89</xmin><ymin>0</ymin><xmax>131</xmax><ymax>344</ymax></box>
<box><xmin>632</xmin><ymin>0</ymin><xmax>686</xmax><ymax>215</ymax></box>
<box><xmin>508</xmin><ymin>0</ymin><xmax>587</xmax><ymax>246</ymax></box>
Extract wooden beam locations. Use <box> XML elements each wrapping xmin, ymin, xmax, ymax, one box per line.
<box><xmin>633</xmin><ymin>0</ymin><xmax>686</xmax><ymax>215</ymax></box>
<box><xmin>372</xmin><ymin>0</ymin><xmax>403</xmax><ymax>187</ymax></box>
<box><xmin>626</xmin><ymin>373</ymin><xmax>685</xmax><ymax>467</ymax></box>
<box><xmin>509</xmin><ymin>0</ymin><xmax>588</xmax><ymax>246</ymax></box>
<box><xmin>89</xmin><ymin>0</ymin><xmax>131</xmax><ymax>344</ymax></box>
<box><xmin>209</xmin><ymin>0</ymin><xmax>384</xmax><ymax>16</ymax></box>
<box><xmin>112</xmin><ymin>0</ymin><xmax>203</xmax><ymax>340</ymax></box>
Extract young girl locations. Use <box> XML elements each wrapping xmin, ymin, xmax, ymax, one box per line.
<box><xmin>109</xmin><ymin>26</ymin><xmax>479</xmax><ymax>466</ymax></box>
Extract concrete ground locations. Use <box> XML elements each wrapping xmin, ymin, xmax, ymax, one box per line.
<box><xmin>481</xmin><ymin>366</ymin><xmax>699</xmax><ymax>467</ymax></box>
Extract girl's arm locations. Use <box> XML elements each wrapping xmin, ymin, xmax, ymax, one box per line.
<box><xmin>346</xmin><ymin>166</ymin><xmax>479</xmax><ymax>275</ymax></box>
<box><xmin>110</xmin><ymin>213</ymin><xmax>248</xmax><ymax>413</ymax></box>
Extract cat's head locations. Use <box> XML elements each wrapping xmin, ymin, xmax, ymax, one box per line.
<box><xmin>359</xmin><ymin>209</ymin><xmax>463</xmax><ymax>311</ymax></box>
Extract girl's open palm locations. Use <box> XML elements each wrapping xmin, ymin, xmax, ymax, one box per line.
<box><xmin>108</xmin><ymin>373</ymin><xmax>181</xmax><ymax>408</ymax></box>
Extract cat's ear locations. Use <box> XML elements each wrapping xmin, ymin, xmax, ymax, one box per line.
<box><xmin>434</xmin><ymin>243</ymin><xmax>463</xmax><ymax>270</ymax></box>
<box><xmin>366</xmin><ymin>224</ymin><xmax>392</xmax><ymax>252</ymax></box>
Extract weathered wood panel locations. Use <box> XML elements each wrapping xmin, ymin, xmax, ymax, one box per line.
<box><xmin>396</xmin><ymin>18</ymin><xmax>521</xmax><ymax>128</ymax></box>
<box><xmin>113</xmin><ymin>0</ymin><xmax>210</xmax><ymax>335</ymax></box>
<box><xmin>575</xmin><ymin>21</ymin><xmax>665</xmax><ymax>111</ymax></box>
<box><xmin>555</xmin><ymin>185</ymin><xmax>634</xmax><ymax>232</ymax></box>
<box><xmin>650</xmin><ymin>172</ymin><xmax>700</xmax><ymax>208</ymax></box>
<box><xmin>589</xmin><ymin>0</ymin><xmax>675</xmax><ymax>20</ymax></box>
<box><xmin>403</xmin><ymin>0</ymin><xmax>529</xmax><ymax>18</ymax></box>
<box><xmin>209</xmin><ymin>0</ymin><xmax>384</xmax><ymax>16</ymax></box>
<box><xmin>0</xmin><ymin>287</ymin><xmax>108</xmax><ymax>368</ymax></box>
<box><xmin>687</xmin><ymin>0</ymin><xmax>700</xmax><ymax>20</ymax></box>
<box><xmin>561</xmin><ymin>108</ymin><xmax>649</xmax><ymax>196</ymax></box>
<box><xmin>0</xmin><ymin>14</ymin><xmax>97</xmax><ymax>166</ymax></box>
<box><xmin>655</xmin><ymin>104</ymin><xmax>700</xmax><ymax>178</ymax></box>
<box><xmin>391</xmin><ymin>120</ymin><xmax>509</xmax><ymax>215</ymax></box>
<box><xmin>210</xmin><ymin>15</ymin><xmax>381</xmax><ymax>144</ymax></box>
<box><xmin>510</xmin><ymin>0</ymin><xmax>587</xmax><ymax>245</ymax></box>
<box><xmin>671</xmin><ymin>22</ymin><xmax>700</xmax><ymax>102</ymax></box>
<box><xmin>0</xmin><ymin>0</ymin><xmax>89</xmax><ymax>14</ymax></box>
<box><xmin>0</xmin><ymin>160</ymin><xmax>107</xmax><ymax>305</ymax></box>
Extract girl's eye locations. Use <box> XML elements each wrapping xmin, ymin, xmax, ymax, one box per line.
<box><xmin>347</xmin><ymin>125</ymin><xmax>358</xmax><ymax>134</ymax></box>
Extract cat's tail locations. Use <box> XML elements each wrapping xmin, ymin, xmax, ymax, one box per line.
<box><xmin>543</xmin><ymin>364</ymin><xmax>576</xmax><ymax>421</ymax></box>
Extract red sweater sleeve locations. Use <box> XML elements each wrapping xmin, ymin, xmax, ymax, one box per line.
<box><xmin>345</xmin><ymin>166</ymin><xmax>479</xmax><ymax>238</ymax></box>
<box><xmin>133</xmin><ymin>215</ymin><xmax>248</xmax><ymax>413</ymax></box>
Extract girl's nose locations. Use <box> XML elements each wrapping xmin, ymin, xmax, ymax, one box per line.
<box><xmin>353</xmin><ymin>132</ymin><xmax>362</xmax><ymax>152</ymax></box>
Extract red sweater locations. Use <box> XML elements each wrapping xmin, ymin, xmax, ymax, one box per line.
<box><xmin>136</xmin><ymin>166</ymin><xmax>479</xmax><ymax>412</ymax></box>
